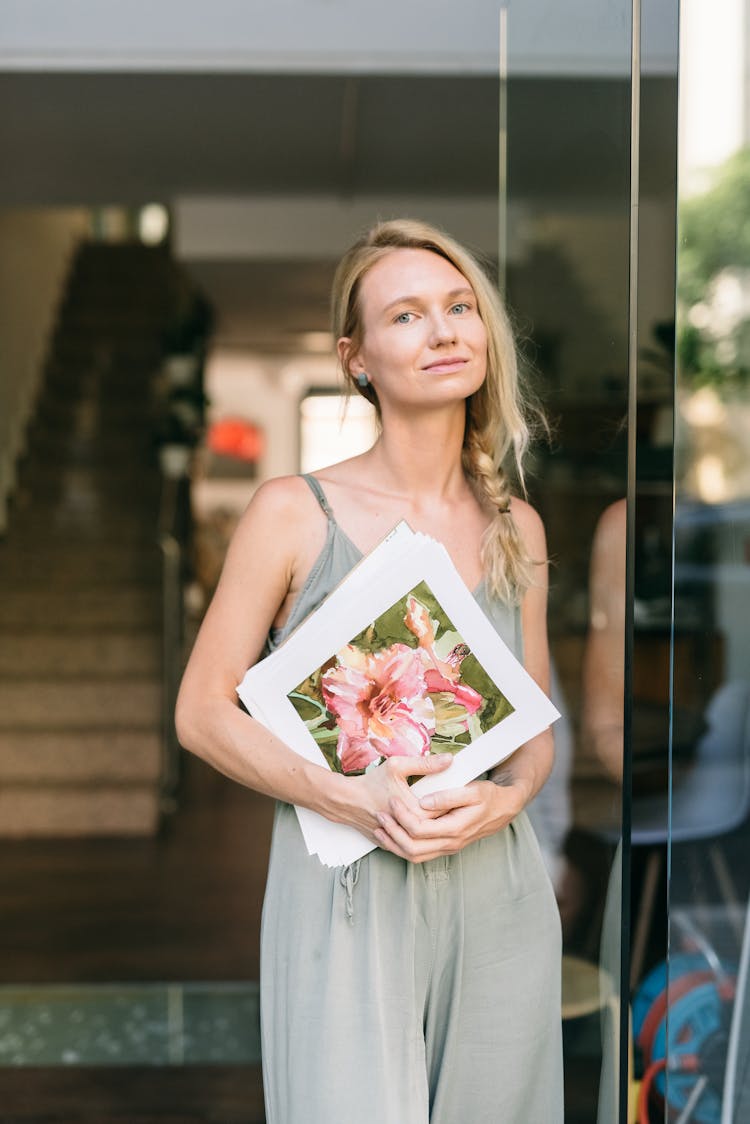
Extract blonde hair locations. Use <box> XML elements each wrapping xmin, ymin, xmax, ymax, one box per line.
<box><xmin>331</xmin><ymin>217</ymin><xmax>540</xmax><ymax>604</ymax></box>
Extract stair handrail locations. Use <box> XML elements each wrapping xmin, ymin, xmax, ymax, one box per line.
<box><xmin>158</xmin><ymin>470</ymin><xmax>191</xmax><ymax>808</ymax></box>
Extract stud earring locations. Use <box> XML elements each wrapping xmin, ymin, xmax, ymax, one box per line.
<box><xmin>355</xmin><ymin>372</ymin><xmax>370</xmax><ymax>389</ymax></box>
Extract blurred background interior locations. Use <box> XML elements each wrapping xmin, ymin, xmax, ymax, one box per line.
<box><xmin>0</xmin><ymin>2</ymin><xmax>749</xmax><ymax>1121</ymax></box>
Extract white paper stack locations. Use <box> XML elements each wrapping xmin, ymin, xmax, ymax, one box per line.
<box><xmin>237</xmin><ymin>522</ymin><xmax>560</xmax><ymax>867</ymax></box>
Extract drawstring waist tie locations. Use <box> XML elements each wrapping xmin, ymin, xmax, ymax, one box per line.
<box><xmin>339</xmin><ymin>860</ymin><xmax>361</xmax><ymax>923</ymax></box>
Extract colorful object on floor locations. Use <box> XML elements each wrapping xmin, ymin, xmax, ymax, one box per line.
<box><xmin>633</xmin><ymin>954</ymin><xmax>736</xmax><ymax>1123</ymax></box>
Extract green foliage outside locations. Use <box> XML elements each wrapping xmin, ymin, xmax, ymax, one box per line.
<box><xmin>678</xmin><ymin>146</ymin><xmax>750</xmax><ymax>387</ymax></box>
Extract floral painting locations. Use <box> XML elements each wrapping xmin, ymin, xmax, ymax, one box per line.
<box><xmin>288</xmin><ymin>581</ymin><xmax>514</xmax><ymax>775</ymax></box>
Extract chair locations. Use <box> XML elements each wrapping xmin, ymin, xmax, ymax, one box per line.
<box><xmin>629</xmin><ymin>680</ymin><xmax>750</xmax><ymax>988</ymax></box>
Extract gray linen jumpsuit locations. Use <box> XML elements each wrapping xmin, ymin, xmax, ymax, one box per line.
<box><xmin>260</xmin><ymin>476</ymin><xmax>564</xmax><ymax>1123</ymax></box>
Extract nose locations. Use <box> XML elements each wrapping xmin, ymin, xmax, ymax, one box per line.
<box><xmin>429</xmin><ymin>312</ymin><xmax>457</xmax><ymax>347</ymax></box>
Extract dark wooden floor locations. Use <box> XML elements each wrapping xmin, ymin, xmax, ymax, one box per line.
<box><xmin>0</xmin><ymin>753</ymin><xmax>606</xmax><ymax>1121</ymax></box>
<box><xmin>0</xmin><ymin>1066</ymin><xmax>266</xmax><ymax>1123</ymax></box>
<box><xmin>0</xmin><ymin>1060</ymin><xmax>607</xmax><ymax>1124</ymax></box>
<box><xmin>0</xmin><ymin>756</ymin><xmax>271</xmax><ymax>1121</ymax></box>
<box><xmin>0</xmin><ymin>754</ymin><xmax>275</xmax><ymax>985</ymax></box>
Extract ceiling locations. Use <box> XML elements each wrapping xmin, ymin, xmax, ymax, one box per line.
<box><xmin>185</xmin><ymin>258</ymin><xmax>338</xmax><ymax>351</ymax></box>
<box><xmin>0</xmin><ymin>70</ymin><xmax>677</xmax><ymax>356</ymax></box>
<box><xmin>1</xmin><ymin>73</ymin><xmax>498</xmax><ymax>205</ymax></box>
<box><xmin>0</xmin><ymin>72</ymin><xmax>677</xmax><ymax>206</ymax></box>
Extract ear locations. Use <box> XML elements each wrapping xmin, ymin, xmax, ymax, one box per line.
<box><xmin>337</xmin><ymin>336</ymin><xmax>364</xmax><ymax>380</ymax></box>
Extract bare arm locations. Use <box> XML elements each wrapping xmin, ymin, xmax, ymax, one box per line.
<box><xmin>175</xmin><ymin>477</ymin><xmax>450</xmax><ymax>838</ymax></box>
<box><xmin>581</xmin><ymin>499</ymin><xmax>626</xmax><ymax>782</ymax></box>
<box><xmin>374</xmin><ymin>500</ymin><xmax>555</xmax><ymax>861</ymax></box>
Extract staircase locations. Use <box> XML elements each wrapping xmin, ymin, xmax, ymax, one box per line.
<box><xmin>0</xmin><ymin>242</ymin><xmax>188</xmax><ymax>836</ymax></box>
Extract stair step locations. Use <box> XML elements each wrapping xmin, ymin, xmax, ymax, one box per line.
<box><xmin>23</xmin><ymin>442</ymin><xmax>156</xmax><ymax>471</ymax></box>
<box><xmin>13</xmin><ymin>465</ymin><xmax>157</xmax><ymax>490</ymax></box>
<box><xmin>6</xmin><ymin>513</ymin><xmax>158</xmax><ymax>543</ymax></box>
<box><xmin>0</xmin><ymin>235</ymin><xmax>190</xmax><ymax>837</ymax></box>
<box><xmin>2</xmin><ymin>539</ymin><xmax>159</xmax><ymax>563</ymax></box>
<box><xmin>39</xmin><ymin>354</ymin><xmax>161</xmax><ymax>382</ymax></box>
<box><xmin>15</xmin><ymin>470</ymin><xmax>161</xmax><ymax>506</ymax></box>
<box><xmin>0</xmin><ymin>589</ymin><xmax>161</xmax><ymax>629</ymax></box>
<box><xmin>54</xmin><ymin>320</ymin><xmax>170</xmax><ymax>340</ymax></box>
<box><xmin>26</xmin><ymin>422</ymin><xmax>156</xmax><ymax>452</ymax></box>
<box><xmin>44</xmin><ymin>367</ymin><xmax>158</xmax><ymax>394</ymax></box>
<box><xmin>0</xmin><ymin>557</ymin><xmax>161</xmax><ymax>588</ymax></box>
<box><xmin>0</xmin><ymin>544</ymin><xmax>162</xmax><ymax>584</ymax></box>
<box><xmin>0</xmin><ymin>785</ymin><xmax>160</xmax><ymax>837</ymax></box>
<box><xmin>0</xmin><ymin>631</ymin><xmax>161</xmax><ymax>675</ymax></box>
<box><xmin>0</xmin><ymin>728</ymin><xmax>161</xmax><ymax>782</ymax></box>
<box><xmin>70</xmin><ymin>277</ymin><xmax>172</xmax><ymax>295</ymax></box>
<box><xmin>42</xmin><ymin>378</ymin><xmax>157</xmax><ymax>403</ymax></box>
<box><xmin>27</xmin><ymin>413</ymin><xmax>157</xmax><ymax>438</ymax></box>
<box><xmin>18</xmin><ymin>459</ymin><xmax>159</xmax><ymax>481</ymax></box>
<box><xmin>46</xmin><ymin>338</ymin><xmax>161</xmax><ymax>359</ymax></box>
<box><xmin>20</xmin><ymin>461</ymin><xmax>158</xmax><ymax>482</ymax></box>
<box><xmin>52</xmin><ymin>323</ymin><xmax>165</xmax><ymax>343</ymax></box>
<box><xmin>0</xmin><ymin>678</ymin><xmax>161</xmax><ymax>727</ymax></box>
<box><xmin>60</xmin><ymin>311</ymin><xmax>169</xmax><ymax>324</ymax></box>
<box><xmin>35</xmin><ymin>399</ymin><xmax>156</xmax><ymax>426</ymax></box>
<box><xmin>12</xmin><ymin>491</ymin><xmax>162</xmax><ymax>516</ymax></box>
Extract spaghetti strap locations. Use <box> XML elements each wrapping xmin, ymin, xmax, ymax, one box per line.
<box><xmin>301</xmin><ymin>473</ymin><xmax>334</xmax><ymax>519</ymax></box>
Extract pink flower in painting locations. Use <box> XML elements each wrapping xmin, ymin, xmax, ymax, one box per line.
<box><xmin>321</xmin><ymin>643</ymin><xmax>436</xmax><ymax>773</ymax></box>
<box><xmin>424</xmin><ymin>669</ymin><xmax>483</xmax><ymax>714</ymax></box>
<box><xmin>405</xmin><ymin>594</ymin><xmax>484</xmax><ymax>734</ymax></box>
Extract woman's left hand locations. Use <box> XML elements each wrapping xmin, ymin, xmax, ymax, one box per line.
<box><xmin>372</xmin><ymin>778</ymin><xmax>529</xmax><ymax>863</ymax></box>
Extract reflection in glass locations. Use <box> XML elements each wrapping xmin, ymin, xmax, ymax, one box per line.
<box><xmin>503</xmin><ymin>3</ymin><xmax>633</xmax><ymax>1119</ymax></box>
<box><xmin>665</xmin><ymin>1</ymin><xmax>750</xmax><ymax>1121</ymax></box>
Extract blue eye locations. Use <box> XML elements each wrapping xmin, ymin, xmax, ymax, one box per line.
<box><xmin>450</xmin><ymin>302</ymin><xmax>470</xmax><ymax>314</ymax></box>
<box><xmin>394</xmin><ymin>311</ymin><xmax>413</xmax><ymax>324</ymax></box>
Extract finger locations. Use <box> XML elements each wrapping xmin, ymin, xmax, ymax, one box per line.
<box><xmin>386</xmin><ymin>752</ymin><xmax>453</xmax><ymax>779</ymax></box>
<box><xmin>419</xmin><ymin>786</ymin><xmax>483</xmax><ymax>814</ymax></box>
<box><xmin>377</xmin><ymin>814</ymin><xmax>451</xmax><ymax>861</ymax></box>
<box><xmin>373</xmin><ymin>826</ymin><xmax>398</xmax><ymax>854</ymax></box>
<box><xmin>373</xmin><ymin>820</ymin><xmax>420</xmax><ymax>861</ymax></box>
<box><xmin>384</xmin><ymin>798</ymin><xmax>428</xmax><ymax>837</ymax></box>
<box><xmin>384</xmin><ymin>802</ymin><xmax>470</xmax><ymax>843</ymax></box>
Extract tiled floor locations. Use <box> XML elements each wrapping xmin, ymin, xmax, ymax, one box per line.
<box><xmin>0</xmin><ymin>982</ymin><xmax>260</xmax><ymax>1067</ymax></box>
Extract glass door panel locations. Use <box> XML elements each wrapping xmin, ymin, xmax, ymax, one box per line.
<box><xmin>502</xmin><ymin>3</ymin><xmax>634</xmax><ymax>1119</ymax></box>
<box><xmin>665</xmin><ymin>2</ymin><xmax>750</xmax><ymax>1121</ymax></box>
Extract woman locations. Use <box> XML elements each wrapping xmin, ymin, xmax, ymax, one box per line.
<box><xmin>176</xmin><ymin>219</ymin><xmax>563</xmax><ymax>1122</ymax></box>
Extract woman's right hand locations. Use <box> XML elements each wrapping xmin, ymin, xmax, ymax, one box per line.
<box><xmin>338</xmin><ymin>752</ymin><xmax>454</xmax><ymax>840</ymax></box>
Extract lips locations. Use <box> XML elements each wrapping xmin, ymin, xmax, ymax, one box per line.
<box><xmin>422</xmin><ymin>356</ymin><xmax>470</xmax><ymax>373</ymax></box>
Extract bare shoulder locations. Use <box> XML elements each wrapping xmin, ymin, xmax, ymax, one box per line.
<box><xmin>509</xmin><ymin>496</ymin><xmax>547</xmax><ymax>557</ymax></box>
<box><xmin>220</xmin><ymin>474</ymin><xmax>323</xmax><ymax>583</ymax></box>
<box><xmin>244</xmin><ymin>474</ymin><xmax>313</xmax><ymax>519</ymax></box>
<box><xmin>593</xmin><ymin>497</ymin><xmax>627</xmax><ymax>548</ymax></box>
<box><xmin>590</xmin><ymin>497</ymin><xmax>626</xmax><ymax>578</ymax></box>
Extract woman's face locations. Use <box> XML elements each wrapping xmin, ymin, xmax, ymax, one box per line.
<box><xmin>342</xmin><ymin>248</ymin><xmax>488</xmax><ymax>412</ymax></box>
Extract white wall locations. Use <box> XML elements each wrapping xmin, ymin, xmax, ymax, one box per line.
<box><xmin>0</xmin><ymin>208</ymin><xmax>90</xmax><ymax>530</ymax></box>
